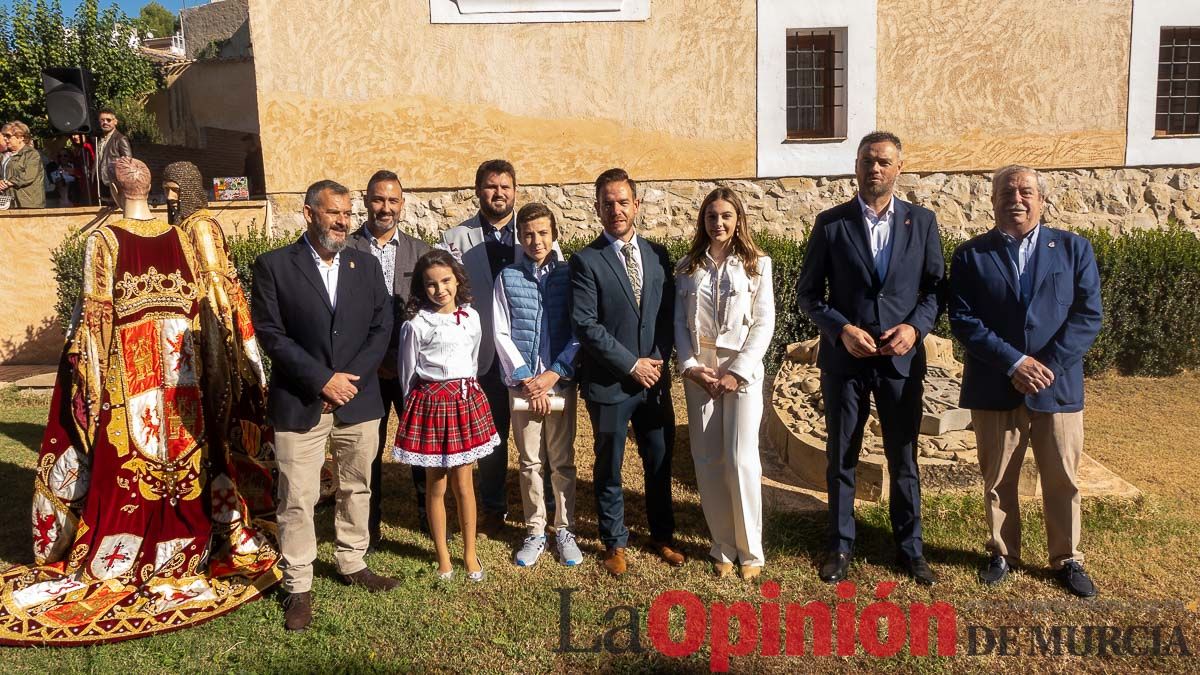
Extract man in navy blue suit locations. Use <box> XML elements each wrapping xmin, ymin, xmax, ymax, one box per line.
<box><xmin>571</xmin><ymin>168</ymin><xmax>682</xmax><ymax>577</ymax></box>
<box><xmin>796</xmin><ymin>131</ymin><xmax>944</xmax><ymax>585</ymax></box>
<box><xmin>948</xmin><ymin>165</ymin><xmax>1102</xmax><ymax>598</ymax></box>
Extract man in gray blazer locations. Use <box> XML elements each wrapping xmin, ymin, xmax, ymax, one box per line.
<box><xmin>439</xmin><ymin>159</ymin><xmax>542</xmax><ymax>536</ymax></box>
<box><xmin>346</xmin><ymin>170</ymin><xmax>431</xmax><ymax>546</ymax></box>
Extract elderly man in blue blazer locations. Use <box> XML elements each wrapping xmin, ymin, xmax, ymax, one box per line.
<box><xmin>797</xmin><ymin>131</ymin><xmax>945</xmax><ymax>586</ymax></box>
<box><xmin>948</xmin><ymin>165</ymin><xmax>1102</xmax><ymax>598</ymax></box>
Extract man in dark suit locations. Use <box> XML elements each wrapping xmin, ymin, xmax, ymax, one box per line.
<box><xmin>251</xmin><ymin>180</ymin><xmax>399</xmax><ymax>631</ymax></box>
<box><xmin>796</xmin><ymin>131</ymin><xmax>944</xmax><ymax>585</ymax></box>
<box><xmin>570</xmin><ymin>167</ymin><xmax>682</xmax><ymax>577</ymax></box>
<box><xmin>948</xmin><ymin>165</ymin><xmax>1102</xmax><ymax>598</ymax></box>
<box><xmin>345</xmin><ymin>170</ymin><xmax>432</xmax><ymax>545</ymax></box>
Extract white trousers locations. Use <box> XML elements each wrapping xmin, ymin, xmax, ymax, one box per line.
<box><xmin>683</xmin><ymin>345</ymin><xmax>765</xmax><ymax>566</ymax></box>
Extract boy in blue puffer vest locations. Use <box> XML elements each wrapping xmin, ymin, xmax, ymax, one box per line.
<box><xmin>492</xmin><ymin>202</ymin><xmax>583</xmax><ymax>567</ymax></box>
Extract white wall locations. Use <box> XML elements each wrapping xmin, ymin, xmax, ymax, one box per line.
<box><xmin>1126</xmin><ymin>0</ymin><xmax>1200</xmax><ymax>166</ymax></box>
<box><xmin>757</xmin><ymin>0</ymin><xmax>877</xmax><ymax>177</ymax></box>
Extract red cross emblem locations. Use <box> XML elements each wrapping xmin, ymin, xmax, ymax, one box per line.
<box><xmin>102</xmin><ymin>544</ymin><xmax>129</xmax><ymax>571</ymax></box>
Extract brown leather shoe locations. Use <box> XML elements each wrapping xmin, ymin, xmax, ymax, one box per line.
<box><xmin>479</xmin><ymin>511</ymin><xmax>507</xmax><ymax>539</ymax></box>
<box><xmin>602</xmin><ymin>547</ymin><xmax>627</xmax><ymax>577</ymax></box>
<box><xmin>739</xmin><ymin>564</ymin><xmax>763</xmax><ymax>580</ymax></box>
<box><xmin>652</xmin><ymin>541</ymin><xmax>686</xmax><ymax>567</ymax></box>
<box><xmin>341</xmin><ymin>567</ymin><xmax>401</xmax><ymax>592</ymax></box>
<box><xmin>282</xmin><ymin>591</ymin><xmax>312</xmax><ymax>631</ymax></box>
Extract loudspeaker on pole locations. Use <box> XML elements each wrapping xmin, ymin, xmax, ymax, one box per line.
<box><xmin>42</xmin><ymin>67</ymin><xmax>97</xmax><ymax>134</ymax></box>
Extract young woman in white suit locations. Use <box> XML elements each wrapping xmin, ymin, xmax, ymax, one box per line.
<box><xmin>675</xmin><ymin>187</ymin><xmax>776</xmax><ymax>579</ymax></box>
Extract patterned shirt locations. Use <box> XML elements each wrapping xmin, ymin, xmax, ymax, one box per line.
<box><xmin>358</xmin><ymin>225</ymin><xmax>398</xmax><ymax>291</ymax></box>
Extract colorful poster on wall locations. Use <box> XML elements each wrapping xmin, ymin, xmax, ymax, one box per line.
<box><xmin>213</xmin><ymin>177</ymin><xmax>250</xmax><ymax>201</ymax></box>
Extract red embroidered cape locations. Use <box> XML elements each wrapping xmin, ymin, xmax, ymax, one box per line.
<box><xmin>0</xmin><ymin>214</ymin><xmax>281</xmax><ymax>646</ymax></box>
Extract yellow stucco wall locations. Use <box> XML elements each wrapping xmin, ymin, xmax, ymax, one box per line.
<box><xmin>877</xmin><ymin>0</ymin><xmax>1131</xmax><ymax>171</ymax></box>
<box><xmin>247</xmin><ymin>0</ymin><xmax>757</xmax><ymax>193</ymax></box>
<box><xmin>248</xmin><ymin>0</ymin><xmax>1134</xmax><ymax>190</ymax></box>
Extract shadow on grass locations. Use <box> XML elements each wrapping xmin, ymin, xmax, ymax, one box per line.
<box><xmin>767</xmin><ymin>507</ymin><xmax>986</xmax><ymax>576</ymax></box>
<box><xmin>0</xmin><ymin>421</ymin><xmax>43</xmax><ymax>454</ymax></box>
<box><xmin>0</xmin><ymin>460</ymin><xmax>35</xmax><ymax>564</ymax></box>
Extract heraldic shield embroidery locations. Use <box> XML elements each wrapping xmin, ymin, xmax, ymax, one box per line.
<box><xmin>0</xmin><ymin>216</ymin><xmax>282</xmax><ymax>646</ymax></box>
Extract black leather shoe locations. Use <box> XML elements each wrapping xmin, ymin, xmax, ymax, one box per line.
<box><xmin>899</xmin><ymin>555</ymin><xmax>938</xmax><ymax>586</ymax></box>
<box><xmin>979</xmin><ymin>555</ymin><xmax>1010</xmax><ymax>585</ymax></box>
<box><xmin>819</xmin><ymin>551</ymin><xmax>852</xmax><ymax>583</ymax></box>
<box><xmin>281</xmin><ymin>591</ymin><xmax>312</xmax><ymax>631</ymax></box>
<box><xmin>1055</xmin><ymin>560</ymin><xmax>1097</xmax><ymax>598</ymax></box>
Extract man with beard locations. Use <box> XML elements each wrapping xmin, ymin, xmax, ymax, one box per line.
<box><xmin>570</xmin><ymin>168</ymin><xmax>681</xmax><ymax>576</ymax></box>
<box><xmin>440</xmin><ymin>159</ymin><xmax>550</xmax><ymax>536</ymax></box>
<box><xmin>345</xmin><ymin>170</ymin><xmax>431</xmax><ymax>544</ymax></box>
<box><xmin>251</xmin><ymin>180</ymin><xmax>398</xmax><ymax>631</ymax></box>
<box><xmin>796</xmin><ymin>131</ymin><xmax>945</xmax><ymax>586</ymax></box>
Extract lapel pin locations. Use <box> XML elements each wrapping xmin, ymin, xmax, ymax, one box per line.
<box><xmin>1047</xmin><ymin>241</ymin><xmax>1055</xmax><ymax>248</ymax></box>
<box><xmin>350</xmin><ymin>261</ymin><xmax>356</xmax><ymax>268</ymax></box>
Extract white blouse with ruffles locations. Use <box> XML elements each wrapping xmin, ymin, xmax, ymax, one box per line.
<box><xmin>397</xmin><ymin>305</ymin><xmax>482</xmax><ymax>400</ymax></box>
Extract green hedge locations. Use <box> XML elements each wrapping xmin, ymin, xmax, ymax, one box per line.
<box><xmin>51</xmin><ymin>225</ymin><xmax>1200</xmax><ymax>378</ymax></box>
<box><xmin>578</xmin><ymin>226</ymin><xmax>1200</xmax><ymax>377</ymax></box>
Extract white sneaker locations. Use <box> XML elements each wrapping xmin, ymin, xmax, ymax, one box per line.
<box><xmin>514</xmin><ymin>535</ymin><xmax>546</xmax><ymax>567</ymax></box>
<box><xmin>556</xmin><ymin>529</ymin><xmax>584</xmax><ymax>566</ymax></box>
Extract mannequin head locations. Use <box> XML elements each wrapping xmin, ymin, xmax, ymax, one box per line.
<box><xmin>162</xmin><ymin>161</ymin><xmax>205</xmax><ymax>225</ymax></box>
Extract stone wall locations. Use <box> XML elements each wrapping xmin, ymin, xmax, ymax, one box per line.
<box><xmin>265</xmin><ymin>166</ymin><xmax>1200</xmax><ymax>240</ymax></box>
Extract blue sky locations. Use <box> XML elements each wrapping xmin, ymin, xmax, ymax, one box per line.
<box><xmin>1</xmin><ymin>1</ymin><xmax>190</xmax><ymax>20</ymax></box>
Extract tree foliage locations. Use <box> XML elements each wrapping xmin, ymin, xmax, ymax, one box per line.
<box><xmin>0</xmin><ymin>0</ymin><xmax>159</xmax><ymax>139</ymax></box>
<box><xmin>136</xmin><ymin>2</ymin><xmax>176</xmax><ymax>39</ymax></box>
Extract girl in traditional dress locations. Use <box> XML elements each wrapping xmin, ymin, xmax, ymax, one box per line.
<box><xmin>394</xmin><ymin>249</ymin><xmax>499</xmax><ymax>581</ymax></box>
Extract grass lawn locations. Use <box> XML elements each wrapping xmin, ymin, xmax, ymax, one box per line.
<box><xmin>1</xmin><ymin>375</ymin><xmax>1199</xmax><ymax>673</ymax></box>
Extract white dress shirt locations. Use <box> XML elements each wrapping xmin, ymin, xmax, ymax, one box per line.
<box><xmin>492</xmin><ymin>256</ymin><xmax>582</xmax><ymax>389</ymax></box>
<box><xmin>397</xmin><ymin>306</ymin><xmax>482</xmax><ymax>400</ymax></box>
<box><xmin>857</xmin><ymin>195</ymin><xmax>895</xmax><ymax>280</ymax></box>
<box><xmin>304</xmin><ymin>233</ymin><xmax>340</xmax><ymax>309</ymax></box>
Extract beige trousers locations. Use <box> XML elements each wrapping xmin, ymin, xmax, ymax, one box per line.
<box><xmin>511</xmin><ymin>390</ymin><xmax>578</xmax><ymax>535</ymax></box>
<box><xmin>683</xmin><ymin>345</ymin><xmax>765</xmax><ymax>566</ymax></box>
<box><xmin>972</xmin><ymin>406</ymin><xmax>1084</xmax><ymax>569</ymax></box>
<box><xmin>275</xmin><ymin>414</ymin><xmax>378</xmax><ymax>593</ymax></box>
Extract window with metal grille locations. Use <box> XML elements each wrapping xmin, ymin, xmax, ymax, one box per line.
<box><xmin>786</xmin><ymin>30</ymin><xmax>845</xmax><ymax>139</ymax></box>
<box><xmin>1157</xmin><ymin>27</ymin><xmax>1200</xmax><ymax>136</ymax></box>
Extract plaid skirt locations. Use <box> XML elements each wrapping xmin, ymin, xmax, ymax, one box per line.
<box><xmin>393</xmin><ymin>378</ymin><xmax>500</xmax><ymax>468</ymax></box>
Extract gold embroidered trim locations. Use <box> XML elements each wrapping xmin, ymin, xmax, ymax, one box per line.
<box><xmin>110</xmin><ymin>218</ymin><xmax>172</xmax><ymax>237</ymax></box>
